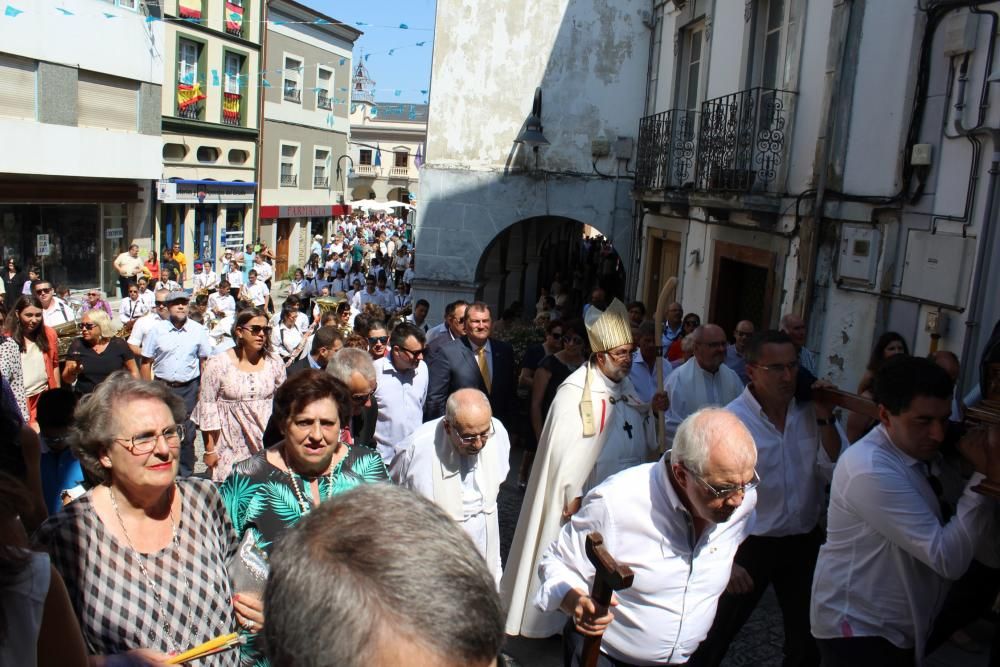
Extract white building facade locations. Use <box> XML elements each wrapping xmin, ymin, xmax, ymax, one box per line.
<box><xmin>0</xmin><ymin>0</ymin><xmax>163</xmax><ymax>296</ymax></box>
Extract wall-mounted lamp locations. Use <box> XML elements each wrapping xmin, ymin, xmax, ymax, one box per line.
<box><xmin>514</xmin><ymin>87</ymin><xmax>550</xmax><ymax>153</ymax></box>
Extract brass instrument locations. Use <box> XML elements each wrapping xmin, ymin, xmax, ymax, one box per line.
<box><xmin>314</xmin><ymin>295</ymin><xmax>352</xmax><ymax>336</ymax></box>
<box><xmin>53</xmin><ymin>320</ymin><xmax>80</xmax><ymax>359</ymax></box>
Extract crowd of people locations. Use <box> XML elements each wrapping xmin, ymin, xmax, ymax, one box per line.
<box><xmin>1</xmin><ymin>220</ymin><xmax>999</xmax><ymax>667</ymax></box>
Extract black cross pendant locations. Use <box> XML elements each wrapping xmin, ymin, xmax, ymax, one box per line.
<box><xmin>623</xmin><ymin>420</ymin><xmax>633</xmax><ymax>439</ymax></box>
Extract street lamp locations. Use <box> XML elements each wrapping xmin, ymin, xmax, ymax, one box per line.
<box><xmin>336</xmin><ymin>155</ymin><xmax>354</xmax><ymax>202</ymax></box>
<box><xmin>514</xmin><ymin>87</ymin><xmax>550</xmax><ymax>152</ymax></box>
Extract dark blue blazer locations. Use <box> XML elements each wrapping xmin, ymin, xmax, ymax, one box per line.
<box><xmin>424</xmin><ymin>336</ymin><xmax>516</xmax><ymax>423</ymax></box>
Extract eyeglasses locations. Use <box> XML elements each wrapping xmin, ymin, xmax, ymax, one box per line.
<box><xmin>34</xmin><ymin>287</ymin><xmax>53</xmax><ymax>294</ymax></box>
<box><xmin>754</xmin><ymin>361</ymin><xmax>799</xmax><ymax>374</ymax></box>
<box><xmin>351</xmin><ymin>388</ymin><xmax>377</xmax><ymax>404</ymax></box>
<box><xmin>449</xmin><ymin>424</ymin><xmax>495</xmax><ymax>446</ymax></box>
<box><xmin>603</xmin><ymin>346</ymin><xmax>635</xmax><ymax>362</ymax></box>
<box><xmin>684</xmin><ymin>465</ymin><xmax>760</xmax><ymax>499</ymax></box>
<box><xmin>368</xmin><ymin>335</ymin><xmax>388</xmax><ymax>346</ymax></box>
<box><xmin>240</xmin><ymin>325</ymin><xmax>273</xmax><ymax>336</ymax></box>
<box><xmin>80</xmin><ymin>323</ymin><xmax>99</xmax><ymax>331</ymax></box>
<box><xmin>114</xmin><ymin>424</ymin><xmax>184</xmax><ymax>455</ymax></box>
<box><xmin>397</xmin><ymin>346</ymin><xmax>426</xmax><ymax>358</ymax></box>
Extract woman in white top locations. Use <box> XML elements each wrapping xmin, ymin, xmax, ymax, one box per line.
<box><xmin>270</xmin><ymin>303</ymin><xmax>309</xmax><ymax>362</ymax></box>
<box><xmin>287</xmin><ymin>268</ymin><xmax>305</xmax><ymax>297</ymax></box>
<box><xmin>154</xmin><ymin>268</ymin><xmax>181</xmax><ymax>293</ymax></box>
<box><xmin>118</xmin><ymin>282</ymin><xmax>148</xmax><ymax>324</ymax></box>
<box><xmin>226</xmin><ymin>260</ymin><xmax>244</xmax><ymax>290</ymax></box>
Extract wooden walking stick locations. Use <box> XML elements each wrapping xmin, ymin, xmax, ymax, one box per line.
<box><xmin>581</xmin><ymin>532</ymin><xmax>634</xmax><ymax>667</ymax></box>
<box><xmin>653</xmin><ymin>277</ymin><xmax>678</xmax><ymax>454</ymax></box>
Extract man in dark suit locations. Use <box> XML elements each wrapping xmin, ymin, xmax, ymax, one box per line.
<box><xmin>424</xmin><ymin>301</ymin><xmax>516</xmax><ymax>425</ymax></box>
<box><xmin>286</xmin><ymin>326</ymin><xmax>343</xmax><ymax>377</ymax></box>
<box><xmin>426</xmin><ymin>300</ymin><xmax>468</xmax><ymax>357</ymax></box>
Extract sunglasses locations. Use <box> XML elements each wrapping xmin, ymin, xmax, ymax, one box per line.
<box><xmin>34</xmin><ymin>287</ymin><xmax>53</xmax><ymax>294</ymax></box>
<box><xmin>80</xmin><ymin>323</ymin><xmax>99</xmax><ymax>331</ymax></box>
<box><xmin>155</xmin><ymin>301</ymin><xmax>167</xmax><ymax>307</ymax></box>
<box><xmin>368</xmin><ymin>335</ymin><xmax>388</xmax><ymax>345</ymax></box>
<box><xmin>350</xmin><ymin>389</ymin><xmax>377</xmax><ymax>403</ymax></box>
<box><xmin>397</xmin><ymin>346</ymin><xmax>426</xmax><ymax>357</ymax></box>
<box><xmin>563</xmin><ymin>335</ymin><xmax>583</xmax><ymax>345</ymax></box>
<box><xmin>240</xmin><ymin>325</ymin><xmax>273</xmax><ymax>336</ymax></box>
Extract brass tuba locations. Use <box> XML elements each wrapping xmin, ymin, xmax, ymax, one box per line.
<box><xmin>314</xmin><ymin>295</ymin><xmax>351</xmax><ymax>336</ymax></box>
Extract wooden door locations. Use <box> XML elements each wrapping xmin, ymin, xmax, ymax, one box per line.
<box><xmin>275</xmin><ymin>220</ymin><xmax>290</xmax><ymax>278</ymax></box>
<box><xmin>709</xmin><ymin>241</ymin><xmax>776</xmax><ymax>338</ymax></box>
<box><xmin>643</xmin><ymin>231</ymin><xmax>681</xmax><ymax>310</ymax></box>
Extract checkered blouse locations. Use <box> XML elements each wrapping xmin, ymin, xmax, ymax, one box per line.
<box><xmin>34</xmin><ymin>478</ymin><xmax>240</xmax><ymax>665</ymax></box>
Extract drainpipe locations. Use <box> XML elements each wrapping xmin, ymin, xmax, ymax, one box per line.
<box><xmin>958</xmin><ymin>131</ymin><xmax>1000</xmax><ymax>393</ymax></box>
<box><xmin>251</xmin><ymin>0</ymin><xmax>271</xmax><ymax>246</ymax></box>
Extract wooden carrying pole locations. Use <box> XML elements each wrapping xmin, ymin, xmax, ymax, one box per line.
<box><xmin>653</xmin><ymin>277</ymin><xmax>678</xmax><ymax>453</ymax></box>
<box><xmin>581</xmin><ymin>532</ymin><xmax>634</xmax><ymax>667</ymax></box>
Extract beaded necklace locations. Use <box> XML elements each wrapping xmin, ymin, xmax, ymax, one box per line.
<box><xmin>281</xmin><ymin>448</ymin><xmax>342</xmax><ymax>514</ymax></box>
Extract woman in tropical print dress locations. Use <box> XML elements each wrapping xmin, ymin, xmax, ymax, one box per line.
<box><xmin>219</xmin><ymin>369</ymin><xmax>388</xmax><ymax>666</ymax></box>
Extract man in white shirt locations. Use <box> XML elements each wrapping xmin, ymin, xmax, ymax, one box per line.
<box><xmin>810</xmin><ymin>355</ymin><xmax>999</xmax><ymax>665</ymax></box>
<box><xmin>390</xmin><ymin>388</ymin><xmax>509</xmax><ymax>583</ymax></box>
<box><xmin>240</xmin><ymin>270</ymin><xmax>270</xmax><ymax>310</ymax></box>
<box><xmin>692</xmin><ymin>330</ymin><xmax>845</xmax><ymax>667</ymax></box>
<box><xmin>208</xmin><ymin>281</ymin><xmax>236</xmax><ymax>321</ymax></box>
<box><xmin>118</xmin><ymin>282</ymin><xmax>149</xmax><ymax>325</ymax></box>
<box><xmin>663</xmin><ymin>324</ymin><xmax>743</xmax><ymax>448</ymax></box>
<box><xmin>627</xmin><ymin>320</ymin><xmax>669</xmax><ymax>403</ymax></box>
<box><xmin>358</xmin><ymin>276</ymin><xmax>381</xmax><ymax>309</ymax></box>
<box><xmin>112</xmin><ymin>243</ymin><xmax>144</xmax><ymax>298</ymax></box>
<box><xmin>32</xmin><ymin>279</ymin><xmax>73</xmax><ymax>327</ymax></box>
<box><xmin>136</xmin><ymin>276</ymin><xmax>156</xmax><ymax>311</ymax></box>
<box><xmin>406</xmin><ymin>298</ymin><xmax>430</xmax><ymax>333</ymax></box>
<box><xmin>372</xmin><ymin>322</ymin><xmax>430</xmax><ymax>465</ymax></box>
<box><xmin>193</xmin><ymin>262</ymin><xmax>219</xmax><ymax>293</ymax></box>
<box><xmin>375</xmin><ymin>274</ymin><xmax>395</xmax><ymax>313</ymax></box>
<box><xmin>127</xmin><ymin>288</ymin><xmax>169</xmax><ymax>358</ymax></box>
<box><xmin>660</xmin><ymin>301</ymin><xmax>684</xmax><ymax>354</ymax></box>
<box><xmin>535</xmin><ymin>407</ymin><xmax>758</xmax><ymax>666</ymax></box>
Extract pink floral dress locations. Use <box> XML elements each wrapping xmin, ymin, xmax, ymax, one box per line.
<box><xmin>192</xmin><ymin>351</ymin><xmax>286</xmax><ymax>481</ymax></box>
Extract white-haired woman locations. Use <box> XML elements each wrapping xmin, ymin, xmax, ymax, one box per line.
<box><xmin>33</xmin><ymin>372</ymin><xmax>257</xmax><ymax>664</ymax></box>
<box><xmin>62</xmin><ymin>310</ymin><xmax>137</xmax><ymax>395</ymax></box>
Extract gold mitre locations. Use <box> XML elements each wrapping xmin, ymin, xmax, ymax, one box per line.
<box><xmin>584</xmin><ymin>298</ymin><xmax>632</xmax><ymax>352</ymax></box>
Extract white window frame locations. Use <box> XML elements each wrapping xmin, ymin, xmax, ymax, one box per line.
<box><xmin>316</xmin><ymin>65</ymin><xmax>333</xmax><ymax>110</ymax></box>
<box><xmin>279</xmin><ymin>142</ymin><xmax>300</xmax><ymax>187</ymax></box>
<box><xmin>178</xmin><ymin>39</ymin><xmax>199</xmax><ymax>85</ymax></box>
<box><xmin>313</xmin><ymin>146</ymin><xmax>330</xmax><ymax>189</ymax></box>
<box><xmin>224</xmin><ymin>52</ymin><xmax>242</xmax><ymax>94</ymax></box>
<box><xmin>117</xmin><ymin>0</ymin><xmax>138</xmax><ymax>10</ymax></box>
<box><xmin>283</xmin><ymin>53</ymin><xmax>302</xmax><ymax>104</ymax></box>
<box><xmin>749</xmin><ymin>0</ymin><xmax>792</xmax><ymax>90</ymax></box>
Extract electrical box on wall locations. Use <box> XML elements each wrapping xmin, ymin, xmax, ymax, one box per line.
<box><xmin>900</xmin><ymin>230</ymin><xmax>976</xmax><ymax>306</ymax></box>
<box><xmin>591</xmin><ymin>139</ymin><xmax>611</xmax><ymax>157</ymax></box>
<box><xmin>838</xmin><ymin>224</ymin><xmax>881</xmax><ymax>285</ymax></box>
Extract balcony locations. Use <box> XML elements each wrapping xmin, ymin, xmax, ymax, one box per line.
<box><xmin>635</xmin><ymin>87</ymin><xmax>795</xmax><ymax>198</ymax></box>
<box><xmin>280</xmin><ymin>173</ymin><xmax>297</xmax><ymax>187</ymax></box>
<box><xmin>224</xmin><ymin>23</ymin><xmax>243</xmax><ymax>38</ymax></box>
<box><xmin>177</xmin><ymin>104</ymin><xmax>201</xmax><ymax>121</ymax></box>
<box><xmin>388</xmin><ymin>166</ymin><xmax>410</xmax><ymax>179</ymax></box>
<box><xmin>696</xmin><ymin>87</ymin><xmax>795</xmax><ymax>194</ymax></box>
<box><xmin>355</xmin><ymin>164</ymin><xmax>377</xmax><ymax>177</ymax></box>
<box><xmin>283</xmin><ymin>86</ymin><xmax>301</xmax><ymax>104</ymax></box>
<box><xmin>317</xmin><ymin>93</ymin><xmax>332</xmax><ymax>110</ymax></box>
<box><xmin>313</xmin><ymin>176</ymin><xmax>329</xmax><ymax>188</ymax></box>
<box><xmin>635</xmin><ymin>109</ymin><xmax>698</xmax><ymax>191</ymax></box>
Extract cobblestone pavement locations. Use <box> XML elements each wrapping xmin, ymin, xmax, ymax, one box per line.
<box><xmin>498</xmin><ymin>445</ymin><xmax>993</xmax><ymax>667</ymax></box>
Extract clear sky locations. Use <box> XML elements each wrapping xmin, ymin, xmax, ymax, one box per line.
<box><xmin>308</xmin><ymin>0</ymin><xmax>437</xmax><ymax>105</ymax></box>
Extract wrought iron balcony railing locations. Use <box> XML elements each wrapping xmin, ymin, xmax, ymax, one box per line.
<box><xmin>696</xmin><ymin>87</ymin><xmax>795</xmax><ymax>193</ymax></box>
<box><xmin>635</xmin><ymin>109</ymin><xmax>698</xmax><ymax>191</ymax></box>
<box><xmin>283</xmin><ymin>87</ymin><xmax>301</xmax><ymax>104</ymax></box>
<box><xmin>280</xmin><ymin>173</ymin><xmax>297</xmax><ymax>187</ymax></box>
<box><xmin>313</xmin><ymin>176</ymin><xmax>329</xmax><ymax>188</ymax></box>
<box><xmin>177</xmin><ymin>104</ymin><xmax>201</xmax><ymax>121</ymax></box>
<box><xmin>317</xmin><ymin>93</ymin><xmax>332</xmax><ymax>110</ymax></box>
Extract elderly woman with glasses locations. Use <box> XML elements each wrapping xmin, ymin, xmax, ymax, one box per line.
<box><xmin>81</xmin><ymin>289</ymin><xmax>113</xmax><ymax>319</ymax></box>
<box><xmin>62</xmin><ymin>310</ymin><xmax>138</xmax><ymax>394</ymax></box>
<box><xmin>192</xmin><ymin>308</ymin><xmax>286</xmax><ymax>481</ymax></box>
<box><xmin>219</xmin><ymin>369</ymin><xmax>388</xmax><ymax>665</ymax></box>
<box><xmin>33</xmin><ymin>372</ymin><xmax>255</xmax><ymax>665</ymax></box>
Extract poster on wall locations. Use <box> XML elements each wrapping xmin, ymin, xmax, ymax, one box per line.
<box><xmin>36</xmin><ymin>234</ymin><xmax>50</xmax><ymax>257</ymax></box>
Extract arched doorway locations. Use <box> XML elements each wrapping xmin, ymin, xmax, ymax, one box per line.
<box><xmin>351</xmin><ymin>186</ymin><xmax>376</xmax><ymax>200</ymax></box>
<box><xmin>474</xmin><ymin>216</ymin><xmax>626</xmax><ymax>320</ymax></box>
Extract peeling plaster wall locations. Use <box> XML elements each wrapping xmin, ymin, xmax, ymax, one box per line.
<box><xmin>415</xmin><ymin>0</ymin><xmax>650</xmax><ymax>319</ymax></box>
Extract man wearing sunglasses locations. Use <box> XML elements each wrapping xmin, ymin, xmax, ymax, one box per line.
<box><xmin>32</xmin><ymin>279</ymin><xmax>73</xmax><ymax>328</ymax></box>
<box><xmin>127</xmin><ymin>288</ymin><xmax>171</xmax><ymax>358</ymax></box>
<box><xmin>372</xmin><ymin>323</ymin><xmax>429</xmax><ymax>466</ymax></box>
<box><xmin>390</xmin><ymin>388</ymin><xmax>510</xmax><ymax>583</ymax></box>
<box><xmin>691</xmin><ymin>331</ymin><xmax>844</xmax><ymax>667</ymax></box>
<box><xmin>536</xmin><ymin>408</ymin><xmax>758</xmax><ymax>666</ymax></box>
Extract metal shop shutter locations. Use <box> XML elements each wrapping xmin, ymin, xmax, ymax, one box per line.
<box><xmin>0</xmin><ymin>54</ymin><xmax>36</xmax><ymax>120</ymax></box>
<box><xmin>78</xmin><ymin>71</ymin><xmax>138</xmax><ymax>131</ymax></box>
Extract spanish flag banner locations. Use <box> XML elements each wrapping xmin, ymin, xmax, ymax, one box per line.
<box><xmin>177</xmin><ymin>82</ymin><xmax>206</xmax><ymax>111</ymax></box>
<box><xmin>223</xmin><ymin>92</ymin><xmax>241</xmax><ymax>122</ymax></box>
<box><xmin>179</xmin><ymin>0</ymin><xmax>201</xmax><ymax>19</ymax></box>
<box><xmin>225</xmin><ymin>1</ymin><xmax>243</xmax><ymax>33</ymax></box>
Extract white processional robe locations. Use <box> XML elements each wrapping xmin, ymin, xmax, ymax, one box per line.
<box><xmin>663</xmin><ymin>357</ymin><xmax>744</xmax><ymax>448</ymax></box>
<box><xmin>389</xmin><ymin>417</ymin><xmax>510</xmax><ymax>583</ymax></box>
<box><xmin>500</xmin><ymin>363</ymin><xmax>658</xmax><ymax>638</ymax></box>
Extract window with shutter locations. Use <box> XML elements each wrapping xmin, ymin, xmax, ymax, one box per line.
<box><xmin>0</xmin><ymin>55</ymin><xmax>36</xmax><ymax>121</ymax></box>
<box><xmin>78</xmin><ymin>71</ymin><xmax>138</xmax><ymax>131</ymax></box>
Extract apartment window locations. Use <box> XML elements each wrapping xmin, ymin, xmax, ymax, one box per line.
<box><xmin>394</xmin><ymin>151</ymin><xmax>408</xmax><ymax>168</ymax></box>
<box><xmin>0</xmin><ymin>54</ymin><xmax>36</xmax><ymax>121</ymax></box>
<box><xmin>314</xmin><ymin>148</ymin><xmax>330</xmax><ymax>188</ymax></box>
<box><xmin>78</xmin><ymin>71</ymin><xmax>138</xmax><ymax>131</ymax></box>
<box><xmin>751</xmin><ymin>0</ymin><xmax>790</xmax><ymax>89</ymax></box>
<box><xmin>679</xmin><ymin>24</ymin><xmax>704</xmax><ymax>112</ymax></box>
<box><xmin>359</xmin><ymin>149</ymin><xmax>372</xmax><ymax>165</ymax></box>
<box><xmin>223</xmin><ymin>52</ymin><xmax>244</xmax><ymax>126</ymax></box>
<box><xmin>280</xmin><ymin>144</ymin><xmax>298</xmax><ymax>187</ymax></box>
<box><xmin>317</xmin><ymin>67</ymin><xmax>333</xmax><ymax>110</ymax></box>
<box><xmin>177</xmin><ymin>38</ymin><xmax>204</xmax><ymax>120</ymax></box>
<box><xmin>283</xmin><ymin>56</ymin><xmax>302</xmax><ymax>103</ymax></box>
<box><xmin>225</xmin><ymin>0</ymin><xmax>245</xmax><ymax>37</ymax></box>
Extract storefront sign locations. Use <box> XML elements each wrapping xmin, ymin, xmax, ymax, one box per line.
<box><xmin>157</xmin><ymin>180</ymin><xmax>256</xmax><ymax>204</ymax></box>
<box><xmin>259</xmin><ymin>204</ymin><xmax>351</xmax><ymax>219</ymax></box>
<box><xmin>105</xmin><ymin>227</ymin><xmax>124</xmax><ymax>239</ymax></box>
<box><xmin>36</xmin><ymin>234</ymin><xmax>50</xmax><ymax>256</ymax></box>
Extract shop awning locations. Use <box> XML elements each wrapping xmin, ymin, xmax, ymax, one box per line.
<box><xmin>169</xmin><ymin>180</ymin><xmax>257</xmax><ymax>187</ymax></box>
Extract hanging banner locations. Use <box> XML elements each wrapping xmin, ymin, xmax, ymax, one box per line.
<box><xmin>223</xmin><ymin>92</ymin><xmax>241</xmax><ymax>122</ymax></box>
<box><xmin>225</xmin><ymin>1</ymin><xmax>243</xmax><ymax>33</ymax></box>
<box><xmin>177</xmin><ymin>81</ymin><xmax>206</xmax><ymax>111</ymax></box>
<box><xmin>178</xmin><ymin>0</ymin><xmax>201</xmax><ymax>19</ymax></box>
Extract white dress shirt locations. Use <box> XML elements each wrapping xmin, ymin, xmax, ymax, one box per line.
<box><xmin>119</xmin><ymin>296</ymin><xmax>148</xmax><ymax>324</ymax></box>
<box><xmin>242</xmin><ymin>281</ymin><xmax>269</xmax><ymax>307</ymax></box>
<box><xmin>536</xmin><ymin>460</ymin><xmax>757</xmax><ymax>665</ymax></box>
<box><xmin>193</xmin><ymin>270</ymin><xmax>219</xmax><ymax>292</ymax></box>
<box><xmin>138</xmin><ymin>289</ymin><xmax>156</xmax><ymax>311</ymax></box>
<box><xmin>207</xmin><ymin>292</ymin><xmax>236</xmax><ymax>319</ymax></box>
<box><xmin>41</xmin><ymin>298</ymin><xmax>73</xmax><ymax>327</ymax></box>
<box><xmin>271</xmin><ymin>323</ymin><xmax>303</xmax><ymax>359</ymax></box>
<box><xmin>226</xmin><ymin>270</ymin><xmax>244</xmax><ymax>289</ymax></box>
<box><xmin>373</xmin><ymin>355</ymin><xmax>429</xmax><ymax>465</ymax></box>
<box><xmin>810</xmin><ymin>425</ymin><xmax>995</xmax><ymax>657</ymax></box>
<box><xmin>727</xmin><ymin>387</ymin><xmax>843</xmax><ymax>537</ymax></box>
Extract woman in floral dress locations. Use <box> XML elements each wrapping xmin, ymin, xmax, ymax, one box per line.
<box><xmin>193</xmin><ymin>308</ymin><xmax>286</xmax><ymax>481</ymax></box>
